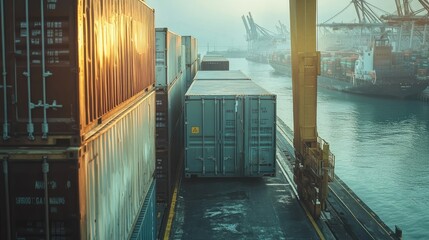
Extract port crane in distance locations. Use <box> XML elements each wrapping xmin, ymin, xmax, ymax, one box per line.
<box><xmin>289</xmin><ymin>0</ymin><xmax>335</xmax><ymax>219</ymax></box>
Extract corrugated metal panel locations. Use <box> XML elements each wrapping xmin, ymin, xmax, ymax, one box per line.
<box><xmin>186</xmin><ymin>80</ymin><xmax>272</xmax><ymax>96</ymax></box>
<box><xmin>155</xmin><ymin>28</ymin><xmax>182</xmax><ymax>88</ymax></box>
<box><xmin>184</xmin><ymin>80</ymin><xmax>276</xmax><ymax>177</ymax></box>
<box><xmin>156</xmin><ymin>73</ymin><xmax>184</xmax><ymax>149</ymax></box>
<box><xmin>186</xmin><ymin>61</ymin><xmax>199</xmax><ymax>90</ymax></box>
<box><xmin>1</xmin><ymin>0</ymin><xmax>155</xmax><ymax>146</ymax></box>
<box><xmin>155</xmin><ymin>72</ymin><xmax>184</xmax><ymax>203</ymax></box>
<box><xmin>182</xmin><ymin>35</ymin><xmax>198</xmax><ymax>90</ymax></box>
<box><xmin>194</xmin><ymin>70</ymin><xmax>250</xmax><ymax>80</ymax></box>
<box><xmin>130</xmin><ymin>179</ymin><xmax>157</xmax><ymax>240</ymax></box>
<box><xmin>84</xmin><ymin>90</ymin><xmax>156</xmax><ymax>239</ymax></box>
<box><xmin>0</xmin><ymin>90</ymin><xmax>156</xmax><ymax>239</ymax></box>
<box><xmin>182</xmin><ymin>36</ymin><xmax>199</xmax><ymax>89</ymax></box>
<box><xmin>200</xmin><ymin>55</ymin><xmax>229</xmax><ymax>71</ymax></box>
<box><xmin>182</xmin><ymin>36</ymin><xmax>198</xmax><ymax>65</ymax></box>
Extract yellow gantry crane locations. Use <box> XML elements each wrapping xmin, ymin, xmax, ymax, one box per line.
<box><xmin>289</xmin><ymin>0</ymin><xmax>335</xmax><ymax>219</ymax></box>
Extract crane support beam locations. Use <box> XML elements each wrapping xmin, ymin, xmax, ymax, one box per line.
<box><xmin>289</xmin><ymin>0</ymin><xmax>317</xmax><ymax>156</ymax></box>
<box><xmin>289</xmin><ymin>0</ymin><xmax>335</xmax><ymax>219</ymax></box>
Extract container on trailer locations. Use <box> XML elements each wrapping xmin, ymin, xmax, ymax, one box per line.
<box><xmin>0</xmin><ymin>0</ymin><xmax>155</xmax><ymax>146</ymax></box>
<box><xmin>155</xmin><ymin>28</ymin><xmax>182</xmax><ymax>88</ymax></box>
<box><xmin>184</xmin><ymin>80</ymin><xmax>276</xmax><ymax>177</ymax></box>
<box><xmin>194</xmin><ymin>70</ymin><xmax>250</xmax><ymax>80</ymax></box>
<box><xmin>200</xmin><ymin>55</ymin><xmax>229</xmax><ymax>71</ymax></box>
<box><xmin>0</xmin><ymin>91</ymin><xmax>156</xmax><ymax>240</ymax></box>
<box><xmin>130</xmin><ymin>179</ymin><xmax>157</xmax><ymax>240</ymax></box>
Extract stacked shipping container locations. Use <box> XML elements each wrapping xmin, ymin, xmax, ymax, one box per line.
<box><xmin>154</xmin><ymin>28</ymin><xmax>186</xmax><ymax>204</ymax></box>
<box><xmin>1</xmin><ymin>91</ymin><xmax>157</xmax><ymax>240</ymax></box>
<box><xmin>182</xmin><ymin>36</ymin><xmax>199</xmax><ymax>90</ymax></box>
<box><xmin>1</xmin><ymin>0</ymin><xmax>155</xmax><ymax>146</ymax></box>
<box><xmin>200</xmin><ymin>55</ymin><xmax>230</xmax><ymax>71</ymax></box>
<box><xmin>1</xmin><ymin>0</ymin><xmax>156</xmax><ymax>239</ymax></box>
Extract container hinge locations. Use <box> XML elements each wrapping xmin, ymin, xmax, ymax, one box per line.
<box><xmin>30</xmin><ymin>100</ymin><xmax>63</xmax><ymax>110</ymax></box>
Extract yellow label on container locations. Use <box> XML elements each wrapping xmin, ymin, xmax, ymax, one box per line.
<box><xmin>191</xmin><ymin>127</ymin><xmax>200</xmax><ymax>134</ymax></box>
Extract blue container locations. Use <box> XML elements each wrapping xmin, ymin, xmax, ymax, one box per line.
<box><xmin>130</xmin><ymin>179</ymin><xmax>157</xmax><ymax>240</ymax></box>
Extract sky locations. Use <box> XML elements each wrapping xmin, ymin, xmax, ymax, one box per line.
<box><xmin>145</xmin><ymin>0</ymin><xmax>419</xmax><ymax>52</ymax></box>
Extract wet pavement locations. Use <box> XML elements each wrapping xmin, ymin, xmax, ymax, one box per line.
<box><xmin>170</xmin><ymin>167</ymin><xmax>319</xmax><ymax>240</ymax></box>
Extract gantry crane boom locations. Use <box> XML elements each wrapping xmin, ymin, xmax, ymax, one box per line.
<box><xmin>289</xmin><ymin>0</ymin><xmax>335</xmax><ymax>219</ymax></box>
<box><xmin>418</xmin><ymin>0</ymin><xmax>429</xmax><ymax>13</ymax></box>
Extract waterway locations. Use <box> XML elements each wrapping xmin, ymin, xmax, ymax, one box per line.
<box><xmin>228</xmin><ymin>58</ymin><xmax>429</xmax><ymax>239</ymax></box>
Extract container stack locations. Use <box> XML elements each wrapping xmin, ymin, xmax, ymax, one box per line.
<box><xmin>154</xmin><ymin>28</ymin><xmax>185</xmax><ymax>205</ymax></box>
<box><xmin>0</xmin><ymin>0</ymin><xmax>156</xmax><ymax>239</ymax></box>
<box><xmin>182</xmin><ymin>36</ymin><xmax>199</xmax><ymax>90</ymax></box>
<box><xmin>184</xmin><ymin>72</ymin><xmax>277</xmax><ymax>178</ymax></box>
<box><xmin>200</xmin><ymin>55</ymin><xmax>230</xmax><ymax>71</ymax></box>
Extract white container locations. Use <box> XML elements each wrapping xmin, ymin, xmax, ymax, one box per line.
<box><xmin>83</xmin><ymin>90</ymin><xmax>156</xmax><ymax>239</ymax></box>
<box><xmin>156</xmin><ymin>28</ymin><xmax>182</xmax><ymax>88</ymax></box>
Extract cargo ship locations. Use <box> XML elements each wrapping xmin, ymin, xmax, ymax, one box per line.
<box><xmin>269</xmin><ymin>38</ymin><xmax>429</xmax><ymax>98</ymax></box>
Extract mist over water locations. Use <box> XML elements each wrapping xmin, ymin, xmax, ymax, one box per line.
<box><xmin>228</xmin><ymin>58</ymin><xmax>429</xmax><ymax>239</ymax></box>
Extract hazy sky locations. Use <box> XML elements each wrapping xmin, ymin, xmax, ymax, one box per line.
<box><xmin>145</xmin><ymin>0</ymin><xmax>416</xmax><ymax>51</ymax></box>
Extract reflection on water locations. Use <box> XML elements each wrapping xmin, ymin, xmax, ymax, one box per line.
<box><xmin>228</xmin><ymin>58</ymin><xmax>429</xmax><ymax>239</ymax></box>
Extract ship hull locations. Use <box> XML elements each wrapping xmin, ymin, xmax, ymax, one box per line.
<box><xmin>269</xmin><ymin>60</ymin><xmax>291</xmax><ymax>76</ymax></box>
<box><xmin>269</xmin><ymin>61</ymin><xmax>428</xmax><ymax>98</ymax></box>
<box><xmin>318</xmin><ymin>76</ymin><xmax>429</xmax><ymax>98</ymax></box>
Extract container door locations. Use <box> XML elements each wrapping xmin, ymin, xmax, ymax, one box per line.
<box><xmin>220</xmin><ymin>98</ymin><xmax>242</xmax><ymax>176</ymax></box>
<box><xmin>244</xmin><ymin>96</ymin><xmax>276</xmax><ymax>176</ymax></box>
<box><xmin>185</xmin><ymin>98</ymin><xmax>220</xmax><ymax>176</ymax></box>
<box><xmin>0</xmin><ymin>157</ymin><xmax>80</xmax><ymax>240</ymax></box>
<box><xmin>8</xmin><ymin>0</ymin><xmax>78</xmax><ymax>140</ymax></box>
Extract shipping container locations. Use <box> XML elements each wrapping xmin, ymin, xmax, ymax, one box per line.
<box><xmin>155</xmin><ymin>28</ymin><xmax>182</xmax><ymax>88</ymax></box>
<box><xmin>182</xmin><ymin>36</ymin><xmax>198</xmax><ymax>90</ymax></box>
<box><xmin>155</xmin><ymin>137</ymin><xmax>182</xmax><ymax>204</ymax></box>
<box><xmin>200</xmin><ymin>55</ymin><xmax>229</xmax><ymax>71</ymax></box>
<box><xmin>182</xmin><ymin>36</ymin><xmax>198</xmax><ymax>66</ymax></box>
<box><xmin>194</xmin><ymin>70</ymin><xmax>251</xmax><ymax>80</ymax></box>
<box><xmin>156</xmin><ymin>76</ymin><xmax>184</xmax><ymax>149</ymax></box>
<box><xmin>130</xmin><ymin>179</ymin><xmax>157</xmax><ymax>240</ymax></box>
<box><xmin>155</xmin><ymin>72</ymin><xmax>185</xmax><ymax>202</ymax></box>
<box><xmin>0</xmin><ymin>0</ymin><xmax>155</xmax><ymax>146</ymax></box>
<box><xmin>0</xmin><ymin>91</ymin><xmax>156</xmax><ymax>239</ymax></box>
<box><xmin>184</xmin><ymin>80</ymin><xmax>276</xmax><ymax>177</ymax></box>
<box><xmin>155</xmin><ymin>41</ymin><xmax>186</xmax><ymax>203</ymax></box>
